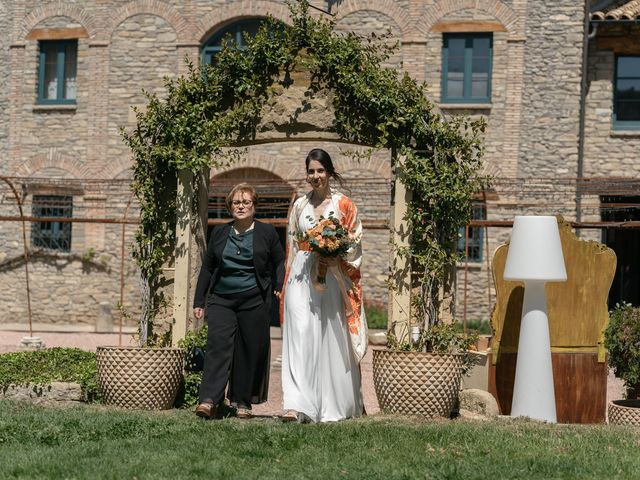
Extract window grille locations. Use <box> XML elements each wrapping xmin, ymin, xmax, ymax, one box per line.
<box><xmin>31</xmin><ymin>195</ymin><xmax>72</xmax><ymax>252</ymax></box>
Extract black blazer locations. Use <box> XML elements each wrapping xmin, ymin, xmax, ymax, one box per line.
<box><xmin>193</xmin><ymin>220</ymin><xmax>285</xmax><ymax>308</ymax></box>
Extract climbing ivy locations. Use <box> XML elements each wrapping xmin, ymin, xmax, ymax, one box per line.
<box><xmin>122</xmin><ymin>0</ymin><xmax>486</xmax><ymax>347</ymax></box>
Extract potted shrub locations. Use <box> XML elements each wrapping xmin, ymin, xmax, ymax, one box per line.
<box><xmin>95</xmin><ymin>305</ymin><xmax>184</xmax><ymax>410</ymax></box>
<box><xmin>373</xmin><ymin>321</ymin><xmax>478</xmax><ymax>418</ymax></box>
<box><xmin>95</xmin><ymin>90</ymin><xmax>188</xmax><ymax>410</ymax></box>
<box><xmin>604</xmin><ymin>303</ymin><xmax>640</xmax><ymax>425</ymax></box>
<box><xmin>369</xmin><ymin>59</ymin><xmax>485</xmax><ymax>417</ymax></box>
<box><xmin>372</xmin><ymin>137</ymin><xmax>485</xmax><ymax>418</ymax></box>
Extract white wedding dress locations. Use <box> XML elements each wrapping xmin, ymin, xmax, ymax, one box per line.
<box><xmin>281</xmin><ymin>192</ymin><xmax>366</xmax><ymax>423</ymax></box>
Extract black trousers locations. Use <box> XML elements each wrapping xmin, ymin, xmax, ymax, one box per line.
<box><xmin>198</xmin><ymin>287</ymin><xmax>271</xmax><ymax>407</ymax></box>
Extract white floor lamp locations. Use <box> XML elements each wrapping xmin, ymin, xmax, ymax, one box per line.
<box><xmin>504</xmin><ymin>216</ymin><xmax>567</xmax><ymax>423</ymax></box>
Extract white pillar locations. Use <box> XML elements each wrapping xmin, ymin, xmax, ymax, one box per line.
<box><xmin>389</xmin><ymin>156</ymin><xmax>412</xmax><ymax>341</ymax></box>
<box><xmin>172</xmin><ymin>169</ymin><xmax>193</xmax><ymax>346</ymax></box>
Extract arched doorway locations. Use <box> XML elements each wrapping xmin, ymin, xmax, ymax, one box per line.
<box><xmin>209</xmin><ymin>167</ymin><xmax>294</xmax><ymax>229</ymax></box>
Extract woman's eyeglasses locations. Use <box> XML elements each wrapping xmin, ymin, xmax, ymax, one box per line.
<box><xmin>231</xmin><ymin>200</ymin><xmax>253</xmax><ymax>207</ymax></box>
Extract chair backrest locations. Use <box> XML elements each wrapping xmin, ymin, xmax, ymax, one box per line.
<box><xmin>490</xmin><ymin>216</ymin><xmax>616</xmax><ymax>364</ymax></box>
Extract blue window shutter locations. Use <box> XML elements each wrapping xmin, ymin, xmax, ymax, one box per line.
<box><xmin>37</xmin><ymin>40</ymin><xmax>77</xmax><ymax>105</ymax></box>
<box><xmin>442</xmin><ymin>33</ymin><xmax>492</xmax><ymax>104</ymax></box>
<box><xmin>613</xmin><ymin>55</ymin><xmax>640</xmax><ymax>130</ymax></box>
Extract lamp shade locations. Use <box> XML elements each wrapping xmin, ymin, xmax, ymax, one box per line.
<box><xmin>504</xmin><ymin>216</ymin><xmax>567</xmax><ymax>281</ymax></box>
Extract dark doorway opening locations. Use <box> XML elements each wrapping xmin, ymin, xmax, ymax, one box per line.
<box><xmin>601</xmin><ymin>195</ymin><xmax>640</xmax><ymax>307</ymax></box>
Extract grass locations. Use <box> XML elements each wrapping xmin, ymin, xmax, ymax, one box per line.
<box><xmin>365</xmin><ymin>301</ymin><xmax>388</xmax><ymax>330</ymax></box>
<box><xmin>1</xmin><ymin>401</ymin><xmax>640</xmax><ymax>479</ymax></box>
<box><xmin>454</xmin><ymin>319</ymin><xmax>492</xmax><ymax>335</ymax></box>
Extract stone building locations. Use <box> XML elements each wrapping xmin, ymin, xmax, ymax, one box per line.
<box><xmin>0</xmin><ymin>0</ymin><xmax>638</xmax><ymax>331</ymax></box>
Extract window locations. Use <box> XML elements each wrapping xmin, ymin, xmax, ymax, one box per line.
<box><xmin>614</xmin><ymin>56</ymin><xmax>640</xmax><ymax>129</ymax></box>
<box><xmin>201</xmin><ymin>19</ymin><xmax>267</xmax><ymax>65</ymax></box>
<box><xmin>38</xmin><ymin>40</ymin><xmax>77</xmax><ymax>104</ymax></box>
<box><xmin>31</xmin><ymin>195</ymin><xmax>72</xmax><ymax>252</ymax></box>
<box><xmin>442</xmin><ymin>34</ymin><xmax>492</xmax><ymax>103</ymax></box>
<box><xmin>457</xmin><ymin>202</ymin><xmax>486</xmax><ymax>262</ymax></box>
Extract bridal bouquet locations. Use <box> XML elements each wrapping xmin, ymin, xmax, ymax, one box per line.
<box><xmin>298</xmin><ymin>213</ymin><xmax>355</xmax><ymax>284</ymax></box>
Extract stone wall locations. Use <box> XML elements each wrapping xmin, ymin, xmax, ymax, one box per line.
<box><xmin>584</xmin><ymin>27</ymin><xmax>640</xmax><ymax>181</ymax></box>
<box><xmin>518</xmin><ymin>2</ymin><xmax>583</xmax><ymax>181</ymax></box>
<box><xmin>107</xmin><ymin>14</ymin><xmax>178</xmax><ymax>163</ymax></box>
<box><xmin>0</xmin><ymin>0</ymin><xmax>9</xmax><ymax>176</ymax></box>
<box><xmin>4</xmin><ymin>0</ymin><xmax>634</xmax><ymax>328</ymax></box>
<box><xmin>1</xmin><ymin>382</ymin><xmax>84</xmax><ymax>404</ymax></box>
<box><xmin>335</xmin><ymin>10</ymin><xmax>403</xmax><ymax>70</ymax></box>
<box><xmin>421</xmin><ymin>3</ymin><xmax>525</xmax><ymax>321</ymax></box>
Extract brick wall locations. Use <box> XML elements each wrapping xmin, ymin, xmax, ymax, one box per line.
<box><xmin>0</xmin><ymin>0</ymin><xmax>9</xmax><ymax>175</ymax></box>
<box><xmin>5</xmin><ymin>0</ymin><xmax>628</xmax><ymax>328</ymax></box>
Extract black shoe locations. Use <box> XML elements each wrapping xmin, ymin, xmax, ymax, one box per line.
<box><xmin>297</xmin><ymin>412</ymin><xmax>313</xmax><ymax>424</ymax></box>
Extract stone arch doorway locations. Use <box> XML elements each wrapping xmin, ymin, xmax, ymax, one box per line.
<box><xmin>208</xmin><ymin>167</ymin><xmax>294</xmax><ymax>231</ymax></box>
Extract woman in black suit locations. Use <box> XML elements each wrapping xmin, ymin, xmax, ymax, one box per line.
<box><xmin>193</xmin><ymin>183</ymin><xmax>285</xmax><ymax>419</ymax></box>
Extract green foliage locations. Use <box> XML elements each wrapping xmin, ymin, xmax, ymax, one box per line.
<box><xmin>174</xmin><ymin>372</ymin><xmax>203</xmax><ymax>410</ymax></box>
<box><xmin>386</xmin><ymin>322</ymin><xmax>478</xmax><ymax>373</ymax></box>
<box><xmin>2</xmin><ymin>403</ymin><xmax>640</xmax><ymax>479</ymax></box>
<box><xmin>122</xmin><ymin>0</ymin><xmax>485</xmax><ymax>347</ymax></box>
<box><xmin>364</xmin><ymin>300</ymin><xmax>388</xmax><ymax>330</ymax></box>
<box><xmin>81</xmin><ymin>247</ymin><xmax>96</xmax><ymax>263</ymax></box>
<box><xmin>0</xmin><ymin>348</ymin><xmax>99</xmax><ymax>401</ymax></box>
<box><xmin>454</xmin><ymin>319</ymin><xmax>492</xmax><ymax>335</ymax></box>
<box><xmin>604</xmin><ymin>303</ymin><xmax>640</xmax><ymax>396</ymax></box>
<box><xmin>175</xmin><ymin>325</ymin><xmax>208</xmax><ymax>408</ymax></box>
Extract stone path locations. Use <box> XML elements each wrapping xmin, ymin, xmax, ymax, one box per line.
<box><xmin>0</xmin><ymin>329</ymin><xmax>624</xmax><ymax>417</ymax></box>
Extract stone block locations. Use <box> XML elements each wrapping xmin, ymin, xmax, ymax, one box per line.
<box><xmin>459</xmin><ymin>388</ymin><xmax>500</xmax><ymax>417</ymax></box>
<box><xmin>47</xmin><ymin>382</ymin><xmax>83</xmax><ymax>402</ymax></box>
<box><xmin>95</xmin><ymin>301</ymin><xmax>113</xmax><ymax>333</ymax></box>
<box><xmin>461</xmin><ymin>351</ymin><xmax>489</xmax><ymax>391</ymax></box>
<box><xmin>1</xmin><ymin>382</ymin><xmax>83</xmax><ymax>403</ymax></box>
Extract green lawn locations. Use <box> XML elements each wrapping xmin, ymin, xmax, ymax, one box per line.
<box><xmin>1</xmin><ymin>401</ymin><xmax>639</xmax><ymax>480</ymax></box>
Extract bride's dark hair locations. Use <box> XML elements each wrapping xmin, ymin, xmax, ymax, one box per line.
<box><xmin>305</xmin><ymin>148</ymin><xmax>346</xmax><ymax>189</ymax></box>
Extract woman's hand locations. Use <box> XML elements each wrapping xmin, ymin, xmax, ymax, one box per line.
<box><xmin>193</xmin><ymin>307</ymin><xmax>204</xmax><ymax>319</ymax></box>
<box><xmin>274</xmin><ymin>290</ymin><xmax>282</xmax><ymax>300</ymax></box>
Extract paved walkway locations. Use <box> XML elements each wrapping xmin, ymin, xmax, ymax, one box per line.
<box><xmin>0</xmin><ymin>330</ymin><xmax>624</xmax><ymax>417</ymax></box>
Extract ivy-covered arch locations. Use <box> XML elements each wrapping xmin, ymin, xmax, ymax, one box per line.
<box><xmin>123</xmin><ymin>0</ymin><xmax>485</xmax><ymax>346</ymax></box>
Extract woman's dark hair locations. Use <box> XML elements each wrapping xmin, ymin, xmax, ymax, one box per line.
<box><xmin>305</xmin><ymin>148</ymin><xmax>346</xmax><ymax>189</ymax></box>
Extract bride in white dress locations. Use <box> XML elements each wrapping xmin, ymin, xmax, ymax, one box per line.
<box><xmin>281</xmin><ymin>148</ymin><xmax>368</xmax><ymax>423</ymax></box>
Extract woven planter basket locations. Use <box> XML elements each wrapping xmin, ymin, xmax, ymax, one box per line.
<box><xmin>372</xmin><ymin>349</ymin><xmax>464</xmax><ymax>418</ymax></box>
<box><xmin>608</xmin><ymin>400</ymin><xmax>640</xmax><ymax>426</ymax></box>
<box><xmin>96</xmin><ymin>346</ymin><xmax>184</xmax><ymax>410</ymax></box>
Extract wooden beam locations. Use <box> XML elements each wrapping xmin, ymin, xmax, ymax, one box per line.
<box><xmin>597</xmin><ymin>36</ymin><xmax>640</xmax><ymax>54</ymax></box>
<box><xmin>26</xmin><ymin>27</ymin><xmax>89</xmax><ymax>41</ymax></box>
<box><xmin>431</xmin><ymin>21</ymin><xmax>507</xmax><ymax>33</ymax></box>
